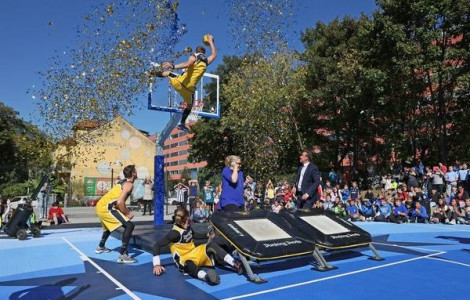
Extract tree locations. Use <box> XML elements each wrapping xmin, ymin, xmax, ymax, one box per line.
<box><xmin>189</xmin><ymin>53</ymin><xmax>303</xmax><ymax>181</ymax></box>
<box><xmin>0</xmin><ymin>102</ymin><xmax>54</xmax><ymax>188</ymax></box>
<box><xmin>300</xmin><ymin>16</ymin><xmax>389</xmax><ymax>174</ymax></box>
<box><xmin>372</xmin><ymin>0</ymin><xmax>470</xmax><ymax>163</ymax></box>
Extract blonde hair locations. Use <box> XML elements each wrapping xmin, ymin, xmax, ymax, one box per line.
<box><xmin>225</xmin><ymin>155</ymin><xmax>241</xmax><ymax>167</ymax></box>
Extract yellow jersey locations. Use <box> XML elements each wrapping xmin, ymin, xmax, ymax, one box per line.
<box><xmin>176</xmin><ymin>52</ymin><xmax>208</xmax><ymax>91</ymax></box>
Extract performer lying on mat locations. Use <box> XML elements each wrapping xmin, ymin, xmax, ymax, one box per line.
<box><xmin>152</xmin><ymin>206</ymin><xmax>244</xmax><ymax>285</ymax></box>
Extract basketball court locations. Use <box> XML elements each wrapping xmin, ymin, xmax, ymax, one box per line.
<box><xmin>1</xmin><ymin>222</ymin><xmax>468</xmax><ymax>299</ymax></box>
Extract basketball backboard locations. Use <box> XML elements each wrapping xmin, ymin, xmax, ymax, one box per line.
<box><xmin>148</xmin><ymin>72</ymin><xmax>220</xmax><ymax>119</ymax></box>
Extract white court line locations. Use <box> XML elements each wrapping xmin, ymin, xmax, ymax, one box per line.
<box><xmin>222</xmin><ymin>251</ymin><xmax>445</xmax><ymax>300</ymax></box>
<box><xmin>426</xmin><ymin>256</ymin><xmax>470</xmax><ymax>267</ymax></box>
<box><xmin>371</xmin><ymin>242</ymin><xmax>444</xmax><ymax>253</ymax></box>
<box><xmin>62</xmin><ymin>237</ymin><xmax>141</xmax><ymax>300</ymax></box>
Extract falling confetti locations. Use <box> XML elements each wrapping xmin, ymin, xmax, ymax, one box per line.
<box><xmin>32</xmin><ymin>0</ymin><xmax>185</xmax><ymax>139</ymax></box>
<box><xmin>226</xmin><ymin>0</ymin><xmax>297</xmax><ymax>56</ymax></box>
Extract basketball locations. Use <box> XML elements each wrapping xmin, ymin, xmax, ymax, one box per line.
<box><xmin>203</xmin><ymin>34</ymin><xmax>211</xmax><ymax>46</ymax></box>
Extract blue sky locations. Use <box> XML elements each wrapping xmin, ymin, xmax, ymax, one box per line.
<box><xmin>0</xmin><ymin>0</ymin><xmax>377</xmax><ymax>135</ymax></box>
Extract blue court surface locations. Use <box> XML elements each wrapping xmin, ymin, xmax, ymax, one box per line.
<box><xmin>1</xmin><ymin>223</ymin><xmax>469</xmax><ymax>300</ymax></box>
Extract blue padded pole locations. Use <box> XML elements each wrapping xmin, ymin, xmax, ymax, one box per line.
<box><xmin>154</xmin><ymin>155</ymin><xmax>165</xmax><ymax>226</ymax></box>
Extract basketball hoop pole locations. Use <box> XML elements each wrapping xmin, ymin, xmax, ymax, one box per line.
<box><xmin>148</xmin><ymin>72</ymin><xmax>221</xmax><ymax>225</ymax></box>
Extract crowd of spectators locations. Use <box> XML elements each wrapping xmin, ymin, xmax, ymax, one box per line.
<box><xmin>173</xmin><ymin>159</ymin><xmax>469</xmax><ymax>226</ymax></box>
<box><xmin>238</xmin><ymin>160</ymin><xmax>470</xmax><ymax>225</ymax></box>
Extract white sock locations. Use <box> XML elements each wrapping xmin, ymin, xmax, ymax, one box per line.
<box><xmin>224</xmin><ymin>254</ymin><xmax>235</xmax><ymax>266</ymax></box>
<box><xmin>197</xmin><ymin>270</ymin><xmax>207</xmax><ymax>280</ymax></box>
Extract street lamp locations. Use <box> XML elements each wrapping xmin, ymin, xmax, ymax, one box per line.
<box><xmin>109</xmin><ymin>161</ymin><xmax>123</xmax><ymax>188</ymax></box>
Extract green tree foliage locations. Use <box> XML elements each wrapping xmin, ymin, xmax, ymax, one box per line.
<box><xmin>190</xmin><ymin>53</ymin><xmax>303</xmax><ymax>181</ymax></box>
<box><xmin>0</xmin><ymin>102</ymin><xmax>54</xmax><ymax>188</ymax></box>
<box><xmin>371</xmin><ymin>0</ymin><xmax>470</xmax><ymax>163</ymax></box>
<box><xmin>300</xmin><ymin>16</ymin><xmax>389</xmax><ymax>173</ymax></box>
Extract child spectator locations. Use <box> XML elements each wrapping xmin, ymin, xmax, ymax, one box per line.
<box><xmin>430</xmin><ymin>197</ymin><xmax>450</xmax><ymax>224</ymax></box>
<box><xmin>411</xmin><ymin>201</ymin><xmax>429</xmax><ymax>223</ymax></box>
<box><xmin>375</xmin><ymin>199</ymin><xmax>392</xmax><ymax>222</ymax></box>
<box><xmin>244</xmin><ymin>186</ymin><xmax>254</xmax><ymax>203</ymax></box>
<box><xmin>274</xmin><ymin>183</ymin><xmax>285</xmax><ymax>203</ymax></box>
<box><xmin>254</xmin><ymin>182</ymin><xmax>264</xmax><ymax>204</ymax></box>
<box><xmin>349</xmin><ymin>182</ymin><xmax>360</xmax><ymax>200</ymax></box>
<box><xmin>448</xmin><ymin>199</ymin><xmax>465</xmax><ymax>224</ymax></box>
<box><xmin>285</xmin><ymin>199</ymin><xmax>296</xmax><ymax>211</ymax></box>
<box><xmin>323</xmin><ymin>194</ymin><xmax>335</xmax><ymax>212</ymax></box>
<box><xmin>214</xmin><ymin>183</ymin><xmax>221</xmax><ymax>211</ymax></box>
<box><xmin>203</xmin><ymin>181</ymin><xmax>215</xmax><ymax>213</ymax></box>
<box><xmin>245</xmin><ymin>198</ymin><xmax>257</xmax><ymax>211</ymax></box>
<box><xmin>188</xmin><ymin>180</ymin><xmax>199</xmax><ymax>216</ymax></box>
<box><xmin>464</xmin><ymin>199</ymin><xmax>470</xmax><ymax>224</ymax></box>
<box><xmin>360</xmin><ymin>198</ymin><xmax>375</xmax><ymax>221</ymax></box>
<box><xmin>346</xmin><ymin>199</ymin><xmax>361</xmax><ymax>221</ymax></box>
<box><xmin>312</xmin><ymin>200</ymin><xmax>325</xmax><ymax>214</ymax></box>
<box><xmin>390</xmin><ymin>198</ymin><xmax>408</xmax><ymax>224</ymax></box>
<box><xmin>404</xmin><ymin>196</ymin><xmax>414</xmax><ymax>218</ymax></box>
<box><xmin>330</xmin><ymin>187</ymin><xmax>339</xmax><ymax>202</ymax></box>
<box><xmin>265</xmin><ymin>180</ymin><xmax>275</xmax><ymax>205</ymax></box>
<box><xmin>341</xmin><ymin>184</ymin><xmax>350</xmax><ymax>202</ymax></box>
<box><xmin>333</xmin><ymin>202</ymin><xmax>347</xmax><ymax>219</ymax></box>
<box><xmin>48</xmin><ymin>202</ymin><xmax>69</xmax><ymax>225</ymax></box>
<box><xmin>271</xmin><ymin>200</ymin><xmax>282</xmax><ymax>213</ymax></box>
<box><xmin>373</xmin><ymin>193</ymin><xmax>384</xmax><ymax>212</ymax></box>
<box><xmin>446</xmin><ymin>185</ymin><xmax>458</xmax><ymax>204</ymax></box>
<box><xmin>192</xmin><ymin>200</ymin><xmax>209</xmax><ymax>223</ymax></box>
<box><xmin>283</xmin><ymin>184</ymin><xmax>294</xmax><ymax>204</ymax></box>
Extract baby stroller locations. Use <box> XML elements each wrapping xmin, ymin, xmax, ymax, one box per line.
<box><xmin>3</xmin><ymin>203</ymin><xmax>41</xmax><ymax>240</ymax></box>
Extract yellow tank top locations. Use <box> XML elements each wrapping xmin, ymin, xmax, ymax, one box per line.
<box><xmin>177</xmin><ymin>53</ymin><xmax>207</xmax><ymax>91</ymax></box>
<box><xmin>169</xmin><ymin>224</ymin><xmax>195</xmax><ymax>258</ymax></box>
<box><xmin>96</xmin><ymin>180</ymin><xmax>129</xmax><ymax>210</ymax></box>
<box><xmin>267</xmin><ymin>188</ymin><xmax>275</xmax><ymax>199</ymax></box>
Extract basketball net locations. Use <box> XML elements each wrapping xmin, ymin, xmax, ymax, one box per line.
<box><xmin>186</xmin><ymin>99</ymin><xmax>204</xmax><ymax>123</ymax></box>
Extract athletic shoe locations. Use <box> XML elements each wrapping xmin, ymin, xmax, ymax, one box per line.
<box><xmin>117</xmin><ymin>253</ymin><xmax>137</xmax><ymax>264</ymax></box>
<box><xmin>205</xmin><ymin>269</ymin><xmax>220</xmax><ymax>285</ymax></box>
<box><xmin>176</xmin><ymin>123</ymin><xmax>189</xmax><ymax>131</ymax></box>
<box><xmin>95</xmin><ymin>246</ymin><xmax>111</xmax><ymax>254</ymax></box>
<box><xmin>233</xmin><ymin>260</ymin><xmax>245</xmax><ymax>275</ymax></box>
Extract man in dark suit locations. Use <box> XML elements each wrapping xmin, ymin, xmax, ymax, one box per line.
<box><xmin>292</xmin><ymin>150</ymin><xmax>321</xmax><ymax>209</ymax></box>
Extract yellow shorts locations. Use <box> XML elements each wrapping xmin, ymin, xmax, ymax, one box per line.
<box><xmin>169</xmin><ymin>77</ymin><xmax>194</xmax><ymax>104</ymax></box>
<box><xmin>177</xmin><ymin>244</ymin><xmax>214</xmax><ymax>268</ymax></box>
<box><xmin>96</xmin><ymin>207</ymin><xmax>129</xmax><ymax>232</ymax></box>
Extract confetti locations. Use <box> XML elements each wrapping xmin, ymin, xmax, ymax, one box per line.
<box><xmin>32</xmin><ymin>0</ymin><xmax>186</xmax><ymax>139</ymax></box>
<box><xmin>226</xmin><ymin>0</ymin><xmax>297</xmax><ymax>56</ymax></box>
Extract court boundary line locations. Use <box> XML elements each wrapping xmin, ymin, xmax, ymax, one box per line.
<box><xmin>373</xmin><ymin>241</ymin><xmax>470</xmax><ymax>267</ymax></box>
<box><xmin>222</xmin><ymin>250</ymin><xmax>445</xmax><ymax>300</ymax></box>
<box><xmin>62</xmin><ymin>237</ymin><xmax>141</xmax><ymax>300</ymax></box>
<box><xmin>426</xmin><ymin>256</ymin><xmax>470</xmax><ymax>267</ymax></box>
<box><xmin>427</xmin><ymin>225</ymin><xmax>470</xmax><ymax>233</ymax></box>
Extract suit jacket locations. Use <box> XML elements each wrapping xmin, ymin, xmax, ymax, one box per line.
<box><xmin>295</xmin><ymin>162</ymin><xmax>321</xmax><ymax>200</ymax></box>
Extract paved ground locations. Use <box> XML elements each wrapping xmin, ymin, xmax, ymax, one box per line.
<box><xmin>1</xmin><ymin>222</ymin><xmax>469</xmax><ymax>300</ymax></box>
<box><xmin>37</xmin><ymin>204</ymin><xmax>179</xmax><ymax>225</ymax></box>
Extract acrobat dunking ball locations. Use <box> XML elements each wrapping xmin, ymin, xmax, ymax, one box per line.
<box><xmin>203</xmin><ymin>34</ymin><xmax>212</xmax><ymax>46</ymax></box>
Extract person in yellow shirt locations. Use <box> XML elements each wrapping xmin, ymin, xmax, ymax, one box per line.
<box><xmin>152</xmin><ymin>206</ymin><xmax>247</xmax><ymax>285</ymax></box>
<box><xmin>95</xmin><ymin>165</ymin><xmax>138</xmax><ymax>263</ymax></box>
<box><xmin>151</xmin><ymin>35</ymin><xmax>217</xmax><ymax>131</ymax></box>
